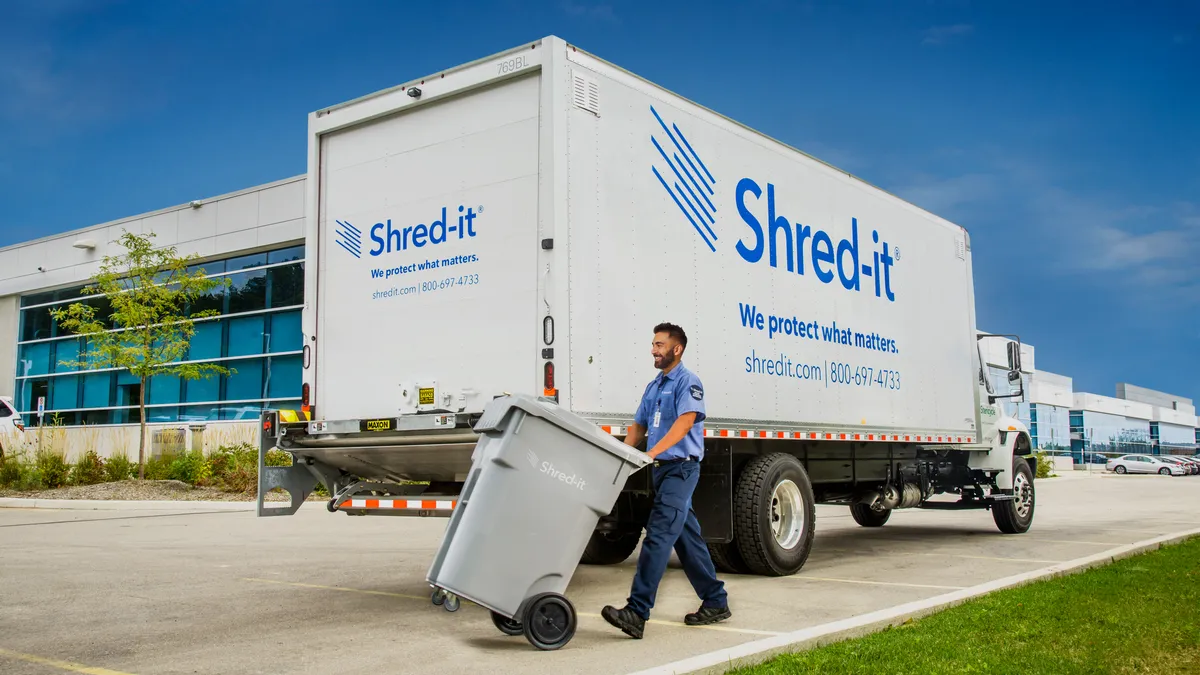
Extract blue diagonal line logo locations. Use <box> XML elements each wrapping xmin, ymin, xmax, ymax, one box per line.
<box><xmin>650</xmin><ymin>105</ymin><xmax>718</xmax><ymax>251</ymax></box>
<box><xmin>334</xmin><ymin>219</ymin><xmax>362</xmax><ymax>259</ymax></box>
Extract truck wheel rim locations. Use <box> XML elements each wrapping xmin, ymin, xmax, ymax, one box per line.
<box><xmin>1013</xmin><ymin>472</ymin><xmax>1032</xmax><ymax>519</ymax></box>
<box><xmin>770</xmin><ymin>479</ymin><xmax>805</xmax><ymax>550</ymax></box>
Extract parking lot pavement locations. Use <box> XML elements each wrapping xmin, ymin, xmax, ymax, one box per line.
<box><xmin>1</xmin><ymin>473</ymin><xmax>1197</xmax><ymax>675</ymax></box>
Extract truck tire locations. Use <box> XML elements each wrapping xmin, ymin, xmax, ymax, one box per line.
<box><xmin>733</xmin><ymin>453</ymin><xmax>816</xmax><ymax>576</ymax></box>
<box><xmin>992</xmin><ymin>456</ymin><xmax>1035</xmax><ymax>534</ymax></box>
<box><xmin>849</xmin><ymin>503</ymin><xmax>891</xmax><ymax>527</ymax></box>
<box><xmin>707</xmin><ymin>541</ymin><xmax>751</xmax><ymax>575</ymax></box>
<box><xmin>580</xmin><ymin>528</ymin><xmax>641</xmax><ymax>565</ymax></box>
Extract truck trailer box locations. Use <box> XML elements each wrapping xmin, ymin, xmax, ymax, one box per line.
<box><xmin>261</xmin><ymin>36</ymin><xmax>1035</xmax><ymax>580</ymax></box>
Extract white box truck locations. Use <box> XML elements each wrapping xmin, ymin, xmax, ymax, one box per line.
<box><xmin>258</xmin><ymin>35</ymin><xmax>1036</xmax><ymax>579</ymax></box>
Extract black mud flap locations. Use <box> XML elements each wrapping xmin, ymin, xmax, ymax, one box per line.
<box><xmin>694</xmin><ymin>442</ymin><xmax>733</xmax><ymax>543</ymax></box>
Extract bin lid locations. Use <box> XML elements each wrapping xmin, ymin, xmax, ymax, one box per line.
<box><xmin>474</xmin><ymin>394</ymin><xmax>652</xmax><ymax>469</ymax></box>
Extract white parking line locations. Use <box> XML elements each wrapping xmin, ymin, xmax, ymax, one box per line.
<box><xmin>817</xmin><ymin>548</ymin><xmax>1061</xmax><ymax>565</ymax></box>
<box><xmin>794</xmin><ymin>576</ymin><xmax>965</xmax><ymax>591</ymax></box>
<box><xmin>1024</xmin><ymin>537</ymin><xmax>1129</xmax><ymax>546</ymax></box>
<box><xmin>1085</xmin><ymin>526</ymin><xmax>1174</xmax><ymax>535</ymax></box>
<box><xmin>243</xmin><ymin>577</ymin><xmax>782</xmax><ymax>637</ymax></box>
<box><xmin>914</xmin><ymin>552</ymin><xmax>1063</xmax><ymax>564</ymax></box>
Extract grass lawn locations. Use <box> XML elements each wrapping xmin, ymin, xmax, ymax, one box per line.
<box><xmin>731</xmin><ymin>536</ymin><xmax>1200</xmax><ymax>675</ymax></box>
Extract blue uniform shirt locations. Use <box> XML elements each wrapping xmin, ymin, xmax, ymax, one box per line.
<box><xmin>634</xmin><ymin>363</ymin><xmax>707</xmax><ymax>461</ymax></box>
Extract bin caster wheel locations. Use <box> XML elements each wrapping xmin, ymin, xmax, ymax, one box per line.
<box><xmin>431</xmin><ymin>589</ymin><xmax>445</xmax><ymax>606</ymax></box>
<box><xmin>522</xmin><ymin>593</ymin><xmax>576</xmax><ymax>651</ymax></box>
<box><xmin>491</xmin><ymin>611</ymin><xmax>524</xmax><ymax>636</ymax></box>
<box><xmin>443</xmin><ymin>594</ymin><xmax>460</xmax><ymax>612</ymax></box>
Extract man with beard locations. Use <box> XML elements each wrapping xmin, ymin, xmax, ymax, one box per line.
<box><xmin>601</xmin><ymin>323</ymin><xmax>730</xmax><ymax>639</ymax></box>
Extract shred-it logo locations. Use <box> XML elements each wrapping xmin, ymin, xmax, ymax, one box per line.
<box><xmin>333</xmin><ymin>220</ymin><xmax>362</xmax><ymax>259</ymax></box>
<box><xmin>526</xmin><ymin>448</ymin><xmax>587</xmax><ymax>491</ymax></box>
<box><xmin>649</xmin><ymin>105</ymin><xmax>719</xmax><ymax>252</ymax></box>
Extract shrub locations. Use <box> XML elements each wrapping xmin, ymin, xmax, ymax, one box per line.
<box><xmin>105</xmin><ymin>453</ymin><xmax>136</xmax><ymax>482</ymax></box>
<box><xmin>35</xmin><ymin>450</ymin><xmax>71</xmax><ymax>489</ymax></box>
<box><xmin>209</xmin><ymin>443</ymin><xmax>259</xmax><ymax>493</ymax></box>
<box><xmin>71</xmin><ymin>450</ymin><xmax>107</xmax><ymax>486</ymax></box>
<box><xmin>0</xmin><ymin>451</ymin><xmax>29</xmax><ymax>489</ymax></box>
<box><xmin>168</xmin><ymin>449</ymin><xmax>213</xmax><ymax>486</ymax></box>
<box><xmin>143</xmin><ymin>456</ymin><xmax>172</xmax><ymax>481</ymax></box>
<box><xmin>1034</xmin><ymin>452</ymin><xmax>1056</xmax><ymax>479</ymax></box>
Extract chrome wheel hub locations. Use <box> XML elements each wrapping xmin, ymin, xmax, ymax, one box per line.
<box><xmin>770</xmin><ymin>479</ymin><xmax>805</xmax><ymax>550</ymax></box>
<box><xmin>1013</xmin><ymin>472</ymin><xmax>1033</xmax><ymax>519</ymax></box>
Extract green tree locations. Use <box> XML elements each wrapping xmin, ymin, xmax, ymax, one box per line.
<box><xmin>51</xmin><ymin>230</ymin><xmax>233</xmax><ymax>479</ymax></box>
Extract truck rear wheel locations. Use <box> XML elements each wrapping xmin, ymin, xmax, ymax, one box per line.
<box><xmin>733</xmin><ymin>453</ymin><xmax>816</xmax><ymax>576</ymax></box>
<box><xmin>992</xmin><ymin>456</ymin><xmax>1035</xmax><ymax>534</ymax></box>
<box><xmin>849</xmin><ymin>503</ymin><xmax>891</xmax><ymax>527</ymax></box>
<box><xmin>707</xmin><ymin>541</ymin><xmax>751</xmax><ymax>575</ymax></box>
<box><xmin>580</xmin><ymin>528</ymin><xmax>641</xmax><ymax>565</ymax></box>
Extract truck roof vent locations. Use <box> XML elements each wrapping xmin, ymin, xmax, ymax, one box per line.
<box><xmin>572</xmin><ymin>71</ymin><xmax>599</xmax><ymax>116</ymax></box>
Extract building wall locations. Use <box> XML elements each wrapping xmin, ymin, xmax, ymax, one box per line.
<box><xmin>2</xmin><ymin>177</ymin><xmax>307</xmax><ymax>459</ymax></box>
<box><xmin>0</xmin><ymin>176</ymin><xmax>305</xmax><ymax>297</ymax></box>
<box><xmin>12</xmin><ymin>243</ymin><xmax>306</xmax><ymax>426</ymax></box>
<box><xmin>1151</xmin><ymin>406</ymin><xmax>1196</xmax><ymax>427</ymax></box>
<box><xmin>1029</xmin><ymin>403</ymin><xmax>1071</xmax><ymax>451</ymax></box>
<box><xmin>1029</xmin><ymin>371</ymin><xmax>1073</xmax><ymax>408</ymax></box>
<box><xmin>0</xmin><ymin>295</ymin><xmax>16</xmax><ymax>398</ymax></box>
<box><xmin>1072</xmin><ymin>410</ymin><xmax>1152</xmax><ymax>454</ymax></box>
<box><xmin>1157</xmin><ymin>422</ymin><xmax>1195</xmax><ymax>448</ymax></box>
<box><xmin>1116</xmin><ymin>382</ymin><xmax>1194</xmax><ymax>414</ymax></box>
<box><xmin>1072</xmin><ymin>393</ymin><xmax>1154</xmax><ymax>420</ymax></box>
<box><xmin>0</xmin><ymin>420</ymin><xmax>257</xmax><ymax>463</ymax></box>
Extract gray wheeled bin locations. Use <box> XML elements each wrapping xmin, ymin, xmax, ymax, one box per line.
<box><xmin>425</xmin><ymin>394</ymin><xmax>651</xmax><ymax>650</ymax></box>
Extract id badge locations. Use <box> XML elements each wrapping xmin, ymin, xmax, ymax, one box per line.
<box><xmin>653</xmin><ymin>410</ymin><xmax>662</xmax><ymax>428</ymax></box>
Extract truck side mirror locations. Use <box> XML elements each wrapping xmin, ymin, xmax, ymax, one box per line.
<box><xmin>1006</xmin><ymin>341</ymin><xmax>1022</xmax><ymax>373</ymax></box>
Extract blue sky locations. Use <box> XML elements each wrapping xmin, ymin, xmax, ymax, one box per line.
<box><xmin>2</xmin><ymin>0</ymin><xmax>1197</xmax><ymax>402</ymax></box>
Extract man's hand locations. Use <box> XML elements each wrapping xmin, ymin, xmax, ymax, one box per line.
<box><xmin>624</xmin><ymin>423</ymin><xmax>646</xmax><ymax>449</ymax></box>
<box><xmin>646</xmin><ymin>412</ymin><xmax>697</xmax><ymax>459</ymax></box>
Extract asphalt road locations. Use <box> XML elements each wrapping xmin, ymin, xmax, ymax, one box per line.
<box><xmin>1</xmin><ymin>472</ymin><xmax>1197</xmax><ymax>675</ymax></box>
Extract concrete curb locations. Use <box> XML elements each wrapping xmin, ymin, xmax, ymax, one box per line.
<box><xmin>0</xmin><ymin>498</ymin><xmax>327</xmax><ymax>512</ymax></box>
<box><xmin>627</xmin><ymin>526</ymin><xmax>1200</xmax><ymax>675</ymax></box>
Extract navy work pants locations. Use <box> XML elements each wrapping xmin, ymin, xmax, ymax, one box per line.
<box><xmin>626</xmin><ymin>459</ymin><xmax>728</xmax><ymax>619</ymax></box>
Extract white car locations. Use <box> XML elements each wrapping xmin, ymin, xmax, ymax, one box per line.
<box><xmin>1106</xmin><ymin>454</ymin><xmax>1186</xmax><ymax>476</ymax></box>
<box><xmin>0</xmin><ymin>396</ymin><xmax>26</xmax><ymax>458</ymax></box>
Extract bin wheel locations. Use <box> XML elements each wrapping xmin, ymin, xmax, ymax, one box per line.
<box><xmin>491</xmin><ymin>611</ymin><xmax>524</xmax><ymax>636</ymax></box>
<box><xmin>443</xmin><ymin>594</ymin><xmax>461</xmax><ymax>612</ymax></box>
<box><xmin>522</xmin><ymin>593</ymin><xmax>576</xmax><ymax>651</ymax></box>
<box><xmin>431</xmin><ymin>589</ymin><xmax>445</xmax><ymax>606</ymax></box>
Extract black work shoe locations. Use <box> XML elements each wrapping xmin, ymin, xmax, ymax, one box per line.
<box><xmin>601</xmin><ymin>605</ymin><xmax>645</xmax><ymax>639</ymax></box>
<box><xmin>685</xmin><ymin>605</ymin><xmax>732</xmax><ymax>626</ymax></box>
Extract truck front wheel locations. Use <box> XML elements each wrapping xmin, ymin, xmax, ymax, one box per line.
<box><xmin>849</xmin><ymin>503</ymin><xmax>891</xmax><ymax>527</ymax></box>
<box><xmin>992</xmin><ymin>456</ymin><xmax>1035</xmax><ymax>534</ymax></box>
<box><xmin>733</xmin><ymin>453</ymin><xmax>816</xmax><ymax>576</ymax></box>
<box><xmin>580</xmin><ymin>528</ymin><xmax>642</xmax><ymax>565</ymax></box>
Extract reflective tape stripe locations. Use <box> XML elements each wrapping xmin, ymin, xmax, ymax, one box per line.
<box><xmin>341</xmin><ymin>499</ymin><xmax>457</xmax><ymax>510</ymax></box>
<box><xmin>588</xmin><ymin>421</ymin><xmax>977</xmax><ymax>445</ymax></box>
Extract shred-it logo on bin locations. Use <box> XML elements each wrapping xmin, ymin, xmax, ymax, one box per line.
<box><xmin>525</xmin><ymin>449</ymin><xmax>587</xmax><ymax>491</ymax></box>
<box><xmin>649</xmin><ymin>105</ymin><xmax>900</xmax><ymax>302</ymax></box>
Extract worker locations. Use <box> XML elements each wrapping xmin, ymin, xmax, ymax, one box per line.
<box><xmin>601</xmin><ymin>322</ymin><xmax>730</xmax><ymax>639</ymax></box>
